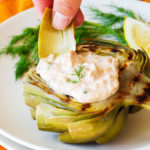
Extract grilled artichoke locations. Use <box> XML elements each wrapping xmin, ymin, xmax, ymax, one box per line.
<box><xmin>23</xmin><ymin>40</ymin><xmax>150</xmax><ymax>144</ymax></box>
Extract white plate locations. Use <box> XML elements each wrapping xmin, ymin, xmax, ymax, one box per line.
<box><xmin>0</xmin><ymin>0</ymin><xmax>150</xmax><ymax>150</ymax></box>
<box><xmin>0</xmin><ymin>134</ymin><xmax>31</xmax><ymax>150</ymax></box>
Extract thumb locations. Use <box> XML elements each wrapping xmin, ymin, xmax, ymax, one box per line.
<box><xmin>52</xmin><ymin>0</ymin><xmax>82</xmax><ymax>30</ymax></box>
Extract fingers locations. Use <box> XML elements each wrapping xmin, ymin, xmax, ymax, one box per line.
<box><xmin>32</xmin><ymin>0</ymin><xmax>53</xmax><ymax>19</ymax></box>
<box><xmin>33</xmin><ymin>0</ymin><xmax>84</xmax><ymax>30</ymax></box>
<box><xmin>74</xmin><ymin>9</ymin><xmax>84</xmax><ymax>27</ymax></box>
<box><xmin>52</xmin><ymin>0</ymin><xmax>82</xmax><ymax>30</ymax></box>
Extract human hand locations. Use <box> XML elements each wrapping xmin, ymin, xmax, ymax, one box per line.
<box><xmin>33</xmin><ymin>0</ymin><xmax>84</xmax><ymax>30</ymax></box>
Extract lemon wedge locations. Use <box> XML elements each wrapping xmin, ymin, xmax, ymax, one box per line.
<box><xmin>124</xmin><ymin>17</ymin><xmax>150</xmax><ymax>54</ymax></box>
<box><xmin>38</xmin><ymin>8</ymin><xmax>76</xmax><ymax>58</ymax></box>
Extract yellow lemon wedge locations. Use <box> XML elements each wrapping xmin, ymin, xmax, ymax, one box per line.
<box><xmin>38</xmin><ymin>8</ymin><xmax>76</xmax><ymax>58</ymax></box>
<box><xmin>124</xmin><ymin>17</ymin><xmax>150</xmax><ymax>55</ymax></box>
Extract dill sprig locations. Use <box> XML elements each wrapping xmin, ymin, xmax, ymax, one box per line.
<box><xmin>68</xmin><ymin>64</ymin><xmax>85</xmax><ymax>84</ymax></box>
<box><xmin>15</xmin><ymin>56</ymin><xmax>30</xmax><ymax>80</ymax></box>
<box><xmin>0</xmin><ymin>25</ymin><xmax>40</xmax><ymax>80</ymax></box>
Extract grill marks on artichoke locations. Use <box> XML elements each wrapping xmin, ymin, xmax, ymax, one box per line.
<box><xmin>128</xmin><ymin>52</ymin><xmax>133</xmax><ymax>60</ymax></box>
<box><xmin>111</xmin><ymin>49</ymin><xmax>121</xmax><ymax>53</ymax></box>
<box><xmin>81</xmin><ymin>103</ymin><xmax>91</xmax><ymax>111</ymax></box>
<box><xmin>64</xmin><ymin>95</ymin><xmax>72</xmax><ymax>103</ymax></box>
<box><xmin>133</xmin><ymin>74</ymin><xmax>141</xmax><ymax>82</ymax></box>
<box><xmin>27</xmin><ymin>73</ymin><xmax>54</xmax><ymax>94</ymax></box>
<box><xmin>119</xmin><ymin>64</ymin><xmax>127</xmax><ymax>72</ymax></box>
<box><xmin>136</xmin><ymin>84</ymin><xmax>150</xmax><ymax>104</ymax></box>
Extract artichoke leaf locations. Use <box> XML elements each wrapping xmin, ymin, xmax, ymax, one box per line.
<box><xmin>96</xmin><ymin>107</ymin><xmax>128</xmax><ymax>144</ymax></box>
<box><xmin>38</xmin><ymin>8</ymin><xmax>76</xmax><ymax>58</ymax></box>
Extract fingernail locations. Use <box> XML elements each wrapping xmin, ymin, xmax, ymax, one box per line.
<box><xmin>52</xmin><ymin>11</ymin><xmax>70</xmax><ymax>30</ymax></box>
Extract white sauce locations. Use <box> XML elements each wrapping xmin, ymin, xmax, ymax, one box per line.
<box><xmin>36</xmin><ymin>51</ymin><xmax>119</xmax><ymax>103</ymax></box>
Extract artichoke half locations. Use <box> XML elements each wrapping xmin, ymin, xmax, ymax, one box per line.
<box><xmin>23</xmin><ymin>40</ymin><xmax>150</xmax><ymax>144</ymax></box>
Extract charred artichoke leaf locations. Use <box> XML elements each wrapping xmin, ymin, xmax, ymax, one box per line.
<box><xmin>23</xmin><ymin>40</ymin><xmax>150</xmax><ymax>113</ymax></box>
<box><xmin>24</xmin><ymin>91</ymin><xmax>75</xmax><ymax>111</ymax></box>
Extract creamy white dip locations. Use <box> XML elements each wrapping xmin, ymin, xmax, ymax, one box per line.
<box><xmin>36</xmin><ymin>51</ymin><xmax>119</xmax><ymax>103</ymax></box>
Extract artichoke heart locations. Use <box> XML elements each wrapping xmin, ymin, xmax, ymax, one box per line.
<box><xmin>23</xmin><ymin>40</ymin><xmax>150</xmax><ymax>144</ymax></box>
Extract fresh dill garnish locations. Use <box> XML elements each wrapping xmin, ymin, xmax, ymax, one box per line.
<box><xmin>0</xmin><ymin>25</ymin><xmax>40</xmax><ymax>79</ymax></box>
<box><xmin>15</xmin><ymin>56</ymin><xmax>30</xmax><ymax>80</ymax></box>
<box><xmin>68</xmin><ymin>64</ymin><xmax>85</xmax><ymax>84</ymax></box>
<box><xmin>72</xmin><ymin>64</ymin><xmax>85</xmax><ymax>80</ymax></box>
<box><xmin>0</xmin><ymin>6</ymin><xmax>145</xmax><ymax>80</ymax></box>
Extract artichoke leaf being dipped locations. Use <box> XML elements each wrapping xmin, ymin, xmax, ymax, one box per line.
<box><xmin>38</xmin><ymin>8</ymin><xmax>76</xmax><ymax>58</ymax></box>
